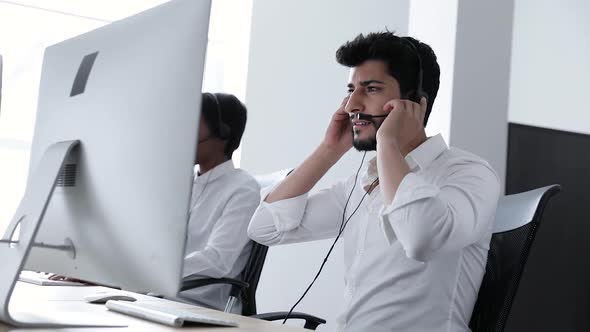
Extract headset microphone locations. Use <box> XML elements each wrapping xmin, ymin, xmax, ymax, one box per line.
<box><xmin>350</xmin><ymin>112</ymin><xmax>388</xmax><ymax>130</ymax></box>
<box><xmin>349</xmin><ymin>113</ymin><xmax>388</xmax><ymax>121</ymax></box>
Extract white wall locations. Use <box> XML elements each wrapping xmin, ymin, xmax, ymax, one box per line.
<box><xmin>410</xmin><ymin>0</ymin><xmax>513</xmax><ymax>186</ymax></box>
<box><xmin>408</xmin><ymin>0</ymin><xmax>459</xmax><ymax>144</ymax></box>
<box><xmin>509</xmin><ymin>0</ymin><xmax>590</xmax><ymax>135</ymax></box>
<box><xmin>240</xmin><ymin>0</ymin><xmax>409</xmax><ymax>330</ymax></box>
<box><xmin>449</xmin><ymin>0</ymin><xmax>514</xmax><ymax>185</ymax></box>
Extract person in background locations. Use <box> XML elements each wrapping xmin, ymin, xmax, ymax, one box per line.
<box><xmin>176</xmin><ymin>92</ymin><xmax>260</xmax><ymax>312</ymax></box>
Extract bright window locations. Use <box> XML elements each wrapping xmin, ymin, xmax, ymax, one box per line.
<box><xmin>0</xmin><ymin>0</ymin><xmax>252</xmax><ymax>232</ymax></box>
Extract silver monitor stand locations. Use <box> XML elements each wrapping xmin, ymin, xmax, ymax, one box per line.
<box><xmin>0</xmin><ymin>140</ymin><xmax>124</xmax><ymax>327</ymax></box>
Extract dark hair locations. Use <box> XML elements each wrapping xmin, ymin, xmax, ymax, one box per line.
<box><xmin>201</xmin><ymin>93</ymin><xmax>247</xmax><ymax>159</ymax></box>
<box><xmin>336</xmin><ymin>31</ymin><xmax>440</xmax><ymax>126</ymax></box>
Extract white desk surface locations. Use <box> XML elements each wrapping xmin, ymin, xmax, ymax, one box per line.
<box><xmin>1</xmin><ymin>282</ymin><xmax>307</xmax><ymax>331</ymax></box>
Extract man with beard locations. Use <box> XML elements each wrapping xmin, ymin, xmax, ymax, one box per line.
<box><xmin>248</xmin><ymin>32</ymin><xmax>500</xmax><ymax>331</ymax></box>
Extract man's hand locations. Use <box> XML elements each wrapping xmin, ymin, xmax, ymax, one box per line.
<box><xmin>48</xmin><ymin>274</ymin><xmax>96</xmax><ymax>285</ymax></box>
<box><xmin>376</xmin><ymin>97</ymin><xmax>427</xmax><ymax>151</ymax></box>
<box><xmin>322</xmin><ymin>96</ymin><xmax>352</xmax><ymax>157</ymax></box>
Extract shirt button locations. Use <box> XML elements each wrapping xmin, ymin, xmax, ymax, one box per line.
<box><xmin>346</xmin><ymin>285</ymin><xmax>356</xmax><ymax>294</ymax></box>
<box><xmin>344</xmin><ymin>289</ymin><xmax>352</xmax><ymax>301</ymax></box>
<box><xmin>356</xmin><ymin>248</ymin><xmax>363</xmax><ymax>255</ymax></box>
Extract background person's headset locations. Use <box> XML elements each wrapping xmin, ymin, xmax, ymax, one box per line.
<box><xmin>283</xmin><ymin>37</ymin><xmax>428</xmax><ymax>324</ymax></box>
<box><xmin>205</xmin><ymin>92</ymin><xmax>231</xmax><ymax>140</ymax></box>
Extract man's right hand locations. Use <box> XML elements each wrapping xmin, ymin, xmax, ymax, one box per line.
<box><xmin>322</xmin><ymin>96</ymin><xmax>352</xmax><ymax>158</ymax></box>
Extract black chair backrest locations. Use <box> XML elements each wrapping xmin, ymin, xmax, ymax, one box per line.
<box><xmin>469</xmin><ymin>184</ymin><xmax>561</xmax><ymax>332</ymax></box>
<box><xmin>234</xmin><ymin>241</ymin><xmax>268</xmax><ymax>316</ymax></box>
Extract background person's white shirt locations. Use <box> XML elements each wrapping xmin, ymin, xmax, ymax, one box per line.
<box><xmin>248</xmin><ymin>134</ymin><xmax>501</xmax><ymax>332</ymax></box>
<box><xmin>177</xmin><ymin>160</ymin><xmax>260</xmax><ymax>311</ymax></box>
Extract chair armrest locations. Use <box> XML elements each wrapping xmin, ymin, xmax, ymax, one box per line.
<box><xmin>180</xmin><ymin>277</ymin><xmax>249</xmax><ymax>292</ymax></box>
<box><xmin>252</xmin><ymin>311</ymin><xmax>326</xmax><ymax>330</ymax></box>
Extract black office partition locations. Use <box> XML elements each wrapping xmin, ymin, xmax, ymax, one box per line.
<box><xmin>504</xmin><ymin>123</ymin><xmax>590</xmax><ymax>332</ymax></box>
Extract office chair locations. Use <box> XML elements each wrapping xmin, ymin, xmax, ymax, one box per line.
<box><xmin>180</xmin><ymin>241</ymin><xmax>266</xmax><ymax>315</ymax></box>
<box><xmin>181</xmin><ymin>168</ymin><xmax>327</xmax><ymax>330</ymax></box>
<box><xmin>181</xmin><ymin>241</ymin><xmax>325</xmax><ymax>329</ymax></box>
<box><xmin>469</xmin><ymin>184</ymin><xmax>561</xmax><ymax>332</ymax></box>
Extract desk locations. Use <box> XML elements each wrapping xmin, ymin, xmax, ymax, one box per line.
<box><xmin>1</xmin><ymin>282</ymin><xmax>306</xmax><ymax>331</ymax></box>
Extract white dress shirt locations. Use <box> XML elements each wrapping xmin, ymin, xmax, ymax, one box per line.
<box><xmin>178</xmin><ymin>160</ymin><xmax>260</xmax><ymax>311</ymax></box>
<box><xmin>248</xmin><ymin>134</ymin><xmax>500</xmax><ymax>332</ymax></box>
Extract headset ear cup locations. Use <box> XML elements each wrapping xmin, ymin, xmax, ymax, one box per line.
<box><xmin>208</xmin><ymin>92</ymin><xmax>231</xmax><ymax>140</ymax></box>
<box><xmin>409</xmin><ymin>90</ymin><xmax>427</xmax><ymax>104</ymax></box>
<box><xmin>219</xmin><ymin>123</ymin><xmax>231</xmax><ymax>140</ymax></box>
<box><xmin>417</xmin><ymin>90</ymin><xmax>428</xmax><ymax>104</ymax></box>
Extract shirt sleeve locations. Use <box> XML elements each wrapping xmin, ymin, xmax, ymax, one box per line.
<box><xmin>380</xmin><ymin>161</ymin><xmax>501</xmax><ymax>262</ymax></box>
<box><xmin>183</xmin><ymin>181</ymin><xmax>261</xmax><ymax>279</ymax></box>
<box><xmin>248</xmin><ymin>176</ymin><xmax>354</xmax><ymax>246</ymax></box>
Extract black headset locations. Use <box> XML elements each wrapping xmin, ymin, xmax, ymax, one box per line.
<box><xmin>206</xmin><ymin>92</ymin><xmax>231</xmax><ymax>140</ymax></box>
<box><xmin>401</xmin><ymin>37</ymin><xmax>428</xmax><ymax>104</ymax></box>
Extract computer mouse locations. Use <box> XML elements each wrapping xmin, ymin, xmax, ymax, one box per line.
<box><xmin>84</xmin><ymin>291</ymin><xmax>137</xmax><ymax>304</ymax></box>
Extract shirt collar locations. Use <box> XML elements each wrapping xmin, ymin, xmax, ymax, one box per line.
<box><xmin>404</xmin><ymin>134</ymin><xmax>448</xmax><ymax>171</ymax></box>
<box><xmin>361</xmin><ymin>134</ymin><xmax>448</xmax><ymax>190</ymax></box>
<box><xmin>194</xmin><ymin>159</ymin><xmax>235</xmax><ymax>182</ymax></box>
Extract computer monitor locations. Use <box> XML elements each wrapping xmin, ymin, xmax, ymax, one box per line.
<box><xmin>0</xmin><ymin>0</ymin><xmax>211</xmax><ymax>327</ymax></box>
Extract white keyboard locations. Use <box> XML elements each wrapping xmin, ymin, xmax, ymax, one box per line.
<box><xmin>19</xmin><ymin>271</ymin><xmax>85</xmax><ymax>286</ymax></box>
<box><xmin>105</xmin><ymin>300</ymin><xmax>238</xmax><ymax>328</ymax></box>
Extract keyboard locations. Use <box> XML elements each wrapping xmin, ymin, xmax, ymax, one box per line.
<box><xmin>105</xmin><ymin>300</ymin><xmax>238</xmax><ymax>328</ymax></box>
<box><xmin>19</xmin><ymin>271</ymin><xmax>86</xmax><ymax>286</ymax></box>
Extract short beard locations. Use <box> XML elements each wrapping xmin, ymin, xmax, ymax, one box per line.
<box><xmin>351</xmin><ymin>118</ymin><xmax>383</xmax><ymax>151</ymax></box>
<box><xmin>353</xmin><ymin>135</ymin><xmax>377</xmax><ymax>151</ymax></box>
